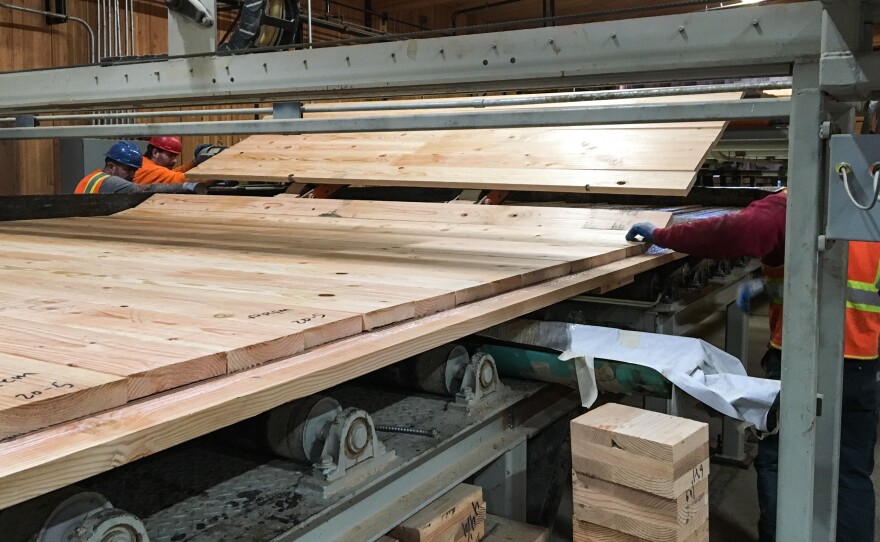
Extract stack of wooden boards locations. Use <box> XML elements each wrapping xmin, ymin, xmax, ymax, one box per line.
<box><xmin>571</xmin><ymin>404</ymin><xmax>709</xmax><ymax>541</ymax></box>
<box><xmin>382</xmin><ymin>483</ymin><xmax>487</xmax><ymax>542</ymax></box>
<box><xmin>186</xmin><ymin>92</ymin><xmax>741</xmax><ymax>196</ymax></box>
<box><xmin>0</xmin><ymin>195</ymin><xmax>672</xmax><ymax>442</ymax></box>
<box><xmin>378</xmin><ymin>483</ymin><xmax>548</xmax><ymax>542</ymax></box>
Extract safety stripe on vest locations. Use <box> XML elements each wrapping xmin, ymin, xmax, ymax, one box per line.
<box><xmin>82</xmin><ymin>172</ymin><xmax>108</xmax><ymax>194</ymax></box>
<box><xmin>874</xmin><ymin>263</ymin><xmax>880</xmax><ymax>290</ymax></box>
<box><xmin>846</xmin><ymin>281</ymin><xmax>880</xmax><ymax>313</ymax></box>
<box><xmin>86</xmin><ymin>173</ymin><xmax>110</xmax><ymax>194</ymax></box>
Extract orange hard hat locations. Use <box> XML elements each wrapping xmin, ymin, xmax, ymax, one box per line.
<box><xmin>148</xmin><ymin>136</ymin><xmax>183</xmax><ymax>155</ymax></box>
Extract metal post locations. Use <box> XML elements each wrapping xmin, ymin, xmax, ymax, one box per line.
<box><xmin>813</xmin><ymin>237</ymin><xmax>848</xmax><ymax>540</ymax></box>
<box><xmin>472</xmin><ymin>439</ymin><xmax>527</xmax><ymax>521</ymax></box>
<box><xmin>776</xmin><ymin>61</ymin><xmax>832</xmax><ymax>542</ymax></box>
<box><xmin>810</xmin><ymin>97</ymin><xmax>858</xmax><ymax>540</ymax></box>
<box><xmin>717</xmin><ymin>301</ymin><xmax>748</xmax><ymax>464</ymax></box>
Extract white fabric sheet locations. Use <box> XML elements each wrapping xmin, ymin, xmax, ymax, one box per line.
<box><xmin>482</xmin><ymin>321</ymin><xmax>780</xmax><ymax>431</ymax></box>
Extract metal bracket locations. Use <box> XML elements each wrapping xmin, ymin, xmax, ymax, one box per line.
<box><xmin>15</xmin><ymin>115</ymin><xmax>35</xmax><ymax>128</ymax></box>
<box><xmin>298</xmin><ymin>406</ymin><xmax>395</xmax><ymax>498</ymax></box>
<box><xmin>449</xmin><ymin>353</ymin><xmax>504</xmax><ymax>412</ymax></box>
<box><xmin>820</xmin><ymin>120</ymin><xmax>840</xmax><ymax>140</ymax></box>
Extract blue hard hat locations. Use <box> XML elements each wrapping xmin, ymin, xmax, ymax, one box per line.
<box><xmin>105</xmin><ymin>141</ymin><xmax>143</xmax><ymax>169</ymax></box>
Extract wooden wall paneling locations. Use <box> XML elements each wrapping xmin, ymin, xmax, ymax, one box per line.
<box><xmin>0</xmin><ymin>3</ymin><xmax>19</xmax><ymax>195</ymax></box>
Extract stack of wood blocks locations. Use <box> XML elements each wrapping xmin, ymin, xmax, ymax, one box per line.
<box><xmin>382</xmin><ymin>483</ymin><xmax>487</xmax><ymax>542</ymax></box>
<box><xmin>571</xmin><ymin>403</ymin><xmax>709</xmax><ymax>541</ymax></box>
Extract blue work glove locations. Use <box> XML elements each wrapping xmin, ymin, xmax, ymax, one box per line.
<box><xmin>737</xmin><ymin>279</ymin><xmax>765</xmax><ymax>313</ymax></box>
<box><xmin>193</xmin><ymin>143</ymin><xmax>212</xmax><ymax>159</ymax></box>
<box><xmin>625</xmin><ymin>222</ymin><xmax>657</xmax><ymax>243</ymax></box>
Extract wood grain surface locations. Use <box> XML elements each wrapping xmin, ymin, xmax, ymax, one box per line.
<box><xmin>186</xmin><ymin>93</ymin><xmax>739</xmax><ymax>195</ymax></box>
<box><xmin>0</xmin><ymin>195</ymin><xmax>670</xmax><ymax>442</ymax></box>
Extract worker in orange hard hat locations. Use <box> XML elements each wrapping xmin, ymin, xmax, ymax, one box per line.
<box><xmin>133</xmin><ymin>136</ymin><xmax>224</xmax><ymax>185</ymax></box>
<box><xmin>74</xmin><ymin>141</ymin><xmax>207</xmax><ymax>194</ymax></box>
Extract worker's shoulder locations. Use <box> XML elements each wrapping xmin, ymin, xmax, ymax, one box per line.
<box><xmin>744</xmin><ymin>191</ymin><xmax>787</xmax><ymax>214</ymax></box>
<box><xmin>98</xmin><ymin>175</ymin><xmax>135</xmax><ymax>193</ymax></box>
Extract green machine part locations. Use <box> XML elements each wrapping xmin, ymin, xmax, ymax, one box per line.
<box><xmin>478</xmin><ymin>343</ymin><xmax>672</xmax><ymax>399</ymax></box>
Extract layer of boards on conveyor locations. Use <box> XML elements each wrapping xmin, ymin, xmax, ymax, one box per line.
<box><xmin>186</xmin><ymin>92</ymin><xmax>744</xmax><ymax>196</ymax></box>
<box><xmin>0</xmin><ymin>194</ymin><xmax>676</xmax><ymax>511</ymax></box>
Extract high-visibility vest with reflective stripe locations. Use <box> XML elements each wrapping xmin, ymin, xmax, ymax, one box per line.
<box><xmin>74</xmin><ymin>170</ymin><xmax>109</xmax><ymax>194</ymax></box>
<box><xmin>765</xmin><ymin>241</ymin><xmax>880</xmax><ymax>359</ymax></box>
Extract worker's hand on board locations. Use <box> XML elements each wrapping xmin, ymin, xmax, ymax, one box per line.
<box><xmin>194</xmin><ymin>144</ymin><xmax>227</xmax><ymax>165</ymax></box>
<box><xmin>736</xmin><ymin>279</ymin><xmax>765</xmax><ymax>313</ymax></box>
<box><xmin>625</xmin><ymin>222</ymin><xmax>656</xmax><ymax>243</ymax></box>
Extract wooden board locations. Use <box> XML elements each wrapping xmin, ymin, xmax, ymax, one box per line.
<box><xmin>0</xmin><ymin>196</ymin><xmax>670</xmax><ymax>441</ymax></box>
<box><xmin>572</xmin><ymin>472</ymin><xmax>708</xmax><ymax>542</ymax></box>
<box><xmin>0</xmin><ymin>353</ymin><xmax>127</xmax><ymax>440</ymax></box>
<box><xmin>187</xmin><ymin>93</ymin><xmax>740</xmax><ymax>196</ymax></box>
<box><xmin>483</xmin><ymin>514</ymin><xmax>548</xmax><ymax>542</ymax></box>
<box><xmin>573</xmin><ymin>518</ymin><xmax>708</xmax><ymax>542</ymax></box>
<box><xmin>390</xmin><ymin>483</ymin><xmax>485</xmax><ymax>542</ymax></box>
<box><xmin>0</xmin><ymin>251</ymin><xmax>678</xmax><ymax>511</ymax></box>
<box><xmin>570</xmin><ymin>403</ymin><xmax>709</xmax><ymax>498</ymax></box>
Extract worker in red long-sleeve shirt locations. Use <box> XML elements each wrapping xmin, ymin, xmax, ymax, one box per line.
<box><xmin>626</xmin><ymin>191</ymin><xmax>880</xmax><ymax>542</ymax></box>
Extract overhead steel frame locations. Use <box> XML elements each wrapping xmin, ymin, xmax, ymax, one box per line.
<box><xmin>0</xmin><ymin>2</ymin><xmax>874</xmax><ymax>540</ymax></box>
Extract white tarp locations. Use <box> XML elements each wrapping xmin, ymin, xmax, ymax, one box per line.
<box><xmin>480</xmin><ymin>320</ymin><xmax>780</xmax><ymax>431</ymax></box>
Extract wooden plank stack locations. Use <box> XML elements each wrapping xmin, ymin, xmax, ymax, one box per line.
<box><xmin>0</xmin><ymin>195</ymin><xmax>671</xmax><ymax>442</ymax></box>
<box><xmin>483</xmin><ymin>514</ymin><xmax>549</xmax><ymax>542</ymax></box>
<box><xmin>571</xmin><ymin>403</ymin><xmax>709</xmax><ymax>542</ymax></box>
<box><xmin>186</xmin><ymin>92</ymin><xmax>740</xmax><ymax>196</ymax></box>
<box><xmin>387</xmin><ymin>483</ymin><xmax>487</xmax><ymax>542</ymax></box>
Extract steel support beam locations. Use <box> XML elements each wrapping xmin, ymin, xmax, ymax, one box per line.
<box><xmin>0</xmin><ymin>2</ymin><xmax>821</xmax><ymax>114</ymax></box>
<box><xmin>0</xmin><ymin>99</ymin><xmax>791</xmax><ymax>139</ymax></box>
<box><xmin>473</xmin><ymin>439</ymin><xmax>528</xmax><ymax>521</ymax></box>
<box><xmin>812</xmin><ymin>238</ymin><xmax>848</xmax><ymax>541</ymax></box>
<box><xmin>809</xmin><ymin>82</ymin><xmax>858</xmax><ymax>542</ymax></box>
<box><xmin>817</xmin><ymin>0</ymin><xmax>874</xmax><ymax>100</ymax></box>
<box><xmin>777</xmin><ymin>61</ymin><xmax>839</xmax><ymax>542</ymax></box>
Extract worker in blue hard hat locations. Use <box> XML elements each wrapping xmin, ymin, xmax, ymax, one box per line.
<box><xmin>74</xmin><ymin>141</ymin><xmax>207</xmax><ymax>194</ymax></box>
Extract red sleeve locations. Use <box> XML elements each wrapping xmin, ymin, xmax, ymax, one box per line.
<box><xmin>651</xmin><ymin>193</ymin><xmax>787</xmax><ymax>265</ymax></box>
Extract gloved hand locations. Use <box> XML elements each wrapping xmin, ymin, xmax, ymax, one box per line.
<box><xmin>737</xmin><ymin>279</ymin><xmax>765</xmax><ymax>313</ymax></box>
<box><xmin>194</xmin><ymin>145</ymin><xmax>227</xmax><ymax>165</ymax></box>
<box><xmin>182</xmin><ymin>181</ymin><xmax>208</xmax><ymax>194</ymax></box>
<box><xmin>625</xmin><ymin>222</ymin><xmax>657</xmax><ymax>243</ymax></box>
<box><xmin>193</xmin><ymin>143</ymin><xmax>212</xmax><ymax>158</ymax></box>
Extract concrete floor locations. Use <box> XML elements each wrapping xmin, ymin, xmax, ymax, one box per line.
<box><xmin>550</xmin><ymin>300</ymin><xmax>880</xmax><ymax>541</ymax></box>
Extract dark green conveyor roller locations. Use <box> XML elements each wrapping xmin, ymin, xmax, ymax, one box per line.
<box><xmin>477</xmin><ymin>344</ymin><xmax>672</xmax><ymax>399</ymax></box>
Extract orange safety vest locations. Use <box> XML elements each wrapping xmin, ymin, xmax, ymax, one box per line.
<box><xmin>765</xmin><ymin>241</ymin><xmax>880</xmax><ymax>359</ymax></box>
<box><xmin>74</xmin><ymin>170</ymin><xmax>110</xmax><ymax>194</ymax></box>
